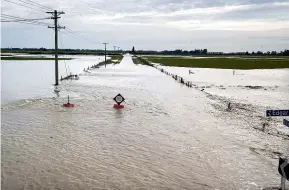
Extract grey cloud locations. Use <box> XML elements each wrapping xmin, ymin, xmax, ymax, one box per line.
<box><xmin>1</xmin><ymin>0</ymin><xmax>289</xmax><ymax>51</ymax></box>
<box><xmin>215</xmin><ymin>2</ymin><xmax>289</xmax><ymax>21</ymax></box>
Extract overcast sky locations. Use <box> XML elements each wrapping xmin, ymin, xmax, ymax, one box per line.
<box><xmin>1</xmin><ymin>0</ymin><xmax>289</xmax><ymax>52</ymax></box>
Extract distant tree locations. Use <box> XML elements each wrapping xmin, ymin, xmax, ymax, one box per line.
<box><xmin>203</xmin><ymin>49</ymin><xmax>207</xmax><ymax>54</ymax></box>
<box><xmin>245</xmin><ymin>51</ymin><xmax>249</xmax><ymax>55</ymax></box>
<box><xmin>132</xmin><ymin>46</ymin><xmax>135</xmax><ymax>54</ymax></box>
<box><xmin>267</xmin><ymin>51</ymin><xmax>270</xmax><ymax>55</ymax></box>
<box><xmin>174</xmin><ymin>49</ymin><xmax>182</xmax><ymax>55</ymax></box>
<box><xmin>257</xmin><ymin>51</ymin><xmax>263</xmax><ymax>55</ymax></box>
<box><xmin>283</xmin><ymin>49</ymin><xmax>289</xmax><ymax>56</ymax></box>
<box><xmin>271</xmin><ymin>51</ymin><xmax>277</xmax><ymax>55</ymax></box>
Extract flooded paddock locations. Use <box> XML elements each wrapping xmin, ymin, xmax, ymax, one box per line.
<box><xmin>1</xmin><ymin>54</ymin><xmax>289</xmax><ymax>190</ymax></box>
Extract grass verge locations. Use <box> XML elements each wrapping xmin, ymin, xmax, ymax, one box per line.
<box><xmin>97</xmin><ymin>54</ymin><xmax>124</xmax><ymax>66</ymax></box>
<box><xmin>145</xmin><ymin>57</ymin><xmax>289</xmax><ymax>69</ymax></box>
<box><xmin>110</xmin><ymin>55</ymin><xmax>123</xmax><ymax>61</ymax></box>
<box><xmin>132</xmin><ymin>56</ymin><xmax>154</xmax><ymax>66</ymax></box>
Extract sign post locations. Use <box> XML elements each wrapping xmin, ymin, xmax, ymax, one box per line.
<box><xmin>266</xmin><ymin>109</ymin><xmax>289</xmax><ymax>189</ymax></box>
<box><xmin>113</xmin><ymin>93</ymin><xmax>125</xmax><ymax>109</ymax></box>
<box><xmin>278</xmin><ymin>157</ymin><xmax>289</xmax><ymax>190</ymax></box>
<box><xmin>283</xmin><ymin>119</ymin><xmax>289</xmax><ymax>128</ymax></box>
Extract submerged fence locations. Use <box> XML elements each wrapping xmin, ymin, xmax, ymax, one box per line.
<box><xmin>135</xmin><ymin>56</ymin><xmax>195</xmax><ymax>89</ymax></box>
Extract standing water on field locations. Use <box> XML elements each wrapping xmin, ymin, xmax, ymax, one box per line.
<box><xmin>1</xmin><ymin>54</ymin><xmax>289</xmax><ymax>189</ymax></box>
<box><xmin>1</xmin><ymin>55</ymin><xmax>106</xmax><ymax>105</ymax></box>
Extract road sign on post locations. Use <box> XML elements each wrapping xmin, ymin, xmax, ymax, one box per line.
<box><xmin>283</xmin><ymin>119</ymin><xmax>289</xmax><ymax>128</ymax></box>
<box><xmin>113</xmin><ymin>93</ymin><xmax>125</xmax><ymax>109</ymax></box>
<box><xmin>266</xmin><ymin>110</ymin><xmax>289</xmax><ymax>117</ymax></box>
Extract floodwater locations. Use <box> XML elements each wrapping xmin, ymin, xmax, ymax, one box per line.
<box><xmin>1</xmin><ymin>55</ymin><xmax>105</xmax><ymax>104</ymax></box>
<box><xmin>159</xmin><ymin>66</ymin><xmax>289</xmax><ymax>108</ymax></box>
<box><xmin>1</xmin><ymin>54</ymin><xmax>289</xmax><ymax>190</ymax></box>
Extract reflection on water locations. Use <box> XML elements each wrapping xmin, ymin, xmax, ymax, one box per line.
<box><xmin>54</xmin><ymin>86</ymin><xmax>61</xmax><ymax>97</ymax></box>
<box><xmin>1</xmin><ymin>55</ymin><xmax>288</xmax><ymax>190</ymax></box>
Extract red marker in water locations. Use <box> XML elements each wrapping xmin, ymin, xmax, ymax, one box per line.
<box><xmin>63</xmin><ymin>95</ymin><xmax>75</xmax><ymax>107</ymax></box>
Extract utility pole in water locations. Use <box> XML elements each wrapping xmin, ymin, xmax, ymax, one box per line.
<box><xmin>103</xmin><ymin>42</ymin><xmax>108</xmax><ymax>68</ymax></box>
<box><xmin>47</xmin><ymin>10</ymin><xmax>65</xmax><ymax>85</ymax></box>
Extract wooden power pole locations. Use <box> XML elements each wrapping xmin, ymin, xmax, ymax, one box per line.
<box><xmin>47</xmin><ymin>10</ymin><xmax>65</xmax><ymax>85</ymax></box>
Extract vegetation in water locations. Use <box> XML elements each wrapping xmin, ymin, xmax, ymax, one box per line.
<box><xmin>132</xmin><ymin>56</ymin><xmax>154</xmax><ymax>67</ymax></box>
<box><xmin>97</xmin><ymin>54</ymin><xmax>124</xmax><ymax>66</ymax></box>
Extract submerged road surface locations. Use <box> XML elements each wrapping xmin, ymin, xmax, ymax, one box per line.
<box><xmin>2</xmin><ymin>54</ymin><xmax>288</xmax><ymax>189</ymax></box>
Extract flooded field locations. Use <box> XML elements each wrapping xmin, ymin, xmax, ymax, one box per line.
<box><xmin>1</xmin><ymin>55</ymin><xmax>105</xmax><ymax>104</ymax></box>
<box><xmin>1</xmin><ymin>54</ymin><xmax>289</xmax><ymax>189</ymax></box>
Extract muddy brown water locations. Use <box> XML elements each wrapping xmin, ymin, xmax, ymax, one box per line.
<box><xmin>1</xmin><ymin>55</ymin><xmax>288</xmax><ymax>189</ymax></box>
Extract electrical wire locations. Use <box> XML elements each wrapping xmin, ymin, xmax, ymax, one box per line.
<box><xmin>3</xmin><ymin>0</ymin><xmax>48</xmax><ymax>12</ymax></box>
<box><xmin>1</xmin><ymin>14</ymin><xmax>51</xmax><ymax>26</ymax></box>
<box><xmin>63</xmin><ymin>27</ymin><xmax>101</xmax><ymax>44</ymax></box>
<box><xmin>61</xmin><ymin>30</ymin><xmax>85</xmax><ymax>41</ymax></box>
<box><xmin>59</xmin><ymin>31</ymin><xmax>70</xmax><ymax>76</ymax></box>
<box><xmin>63</xmin><ymin>31</ymin><xmax>88</xmax><ymax>42</ymax></box>
<box><xmin>1</xmin><ymin>17</ymin><xmax>50</xmax><ymax>22</ymax></box>
<box><xmin>21</xmin><ymin>0</ymin><xmax>54</xmax><ymax>11</ymax></box>
<box><xmin>1</xmin><ymin>20</ymin><xmax>50</xmax><ymax>26</ymax></box>
<box><xmin>15</xmin><ymin>0</ymin><xmax>52</xmax><ymax>11</ymax></box>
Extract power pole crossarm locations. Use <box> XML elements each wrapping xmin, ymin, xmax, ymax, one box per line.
<box><xmin>47</xmin><ymin>10</ymin><xmax>65</xmax><ymax>86</ymax></box>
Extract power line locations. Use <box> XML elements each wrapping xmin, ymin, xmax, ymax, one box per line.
<box><xmin>1</xmin><ymin>17</ymin><xmax>50</xmax><ymax>22</ymax></box>
<box><xmin>1</xmin><ymin>13</ymin><xmax>25</xmax><ymax>18</ymax></box>
<box><xmin>3</xmin><ymin>0</ymin><xmax>48</xmax><ymax>12</ymax></box>
<box><xmin>1</xmin><ymin>13</ymin><xmax>47</xmax><ymax>20</ymax></box>
<box><xmin>59</xmin><ymin>32</ymin><xmax>71</xmax><ymax>76</ymax></box>
<box><xmin>1</xmin><ymin>14</ymin><xmax>50</xmax><ymax>26</ymax></box>
<box><xmin>22</xmin><ymin>0</ymin><xmax>53</xmax><ymax>11</ymax></box>
<box><xmin>15</xmin><ymin>0</ymin><xmax>53</xmax><ymax>11</ymax></box>
<box><xmin>3</xmin><ymin>20</ymin><xmax>50</xmax><ymax>26</ymax></box>
<box><xmin>64</xmin><ymin>27</ymin><xmax>101</xmax><ymax>44</ymax></box>
<box><xmin>65</xmin><ymin>28</ymin><xmax>90</xmax><ymax>40</ymax></box>
<box><xmin>1</xmin><ymin>20</ymin><xmax>50</xmax><ymax>26</ymax></box>
<box><xmin>62</xmin><ymin>29</ymin><xmax>83</xmax><ymax>40</ymax></box>
<box><xmin>1</xmin><ymin>19</ymin><xmax>50</xmax><ymax>26</ymax></box>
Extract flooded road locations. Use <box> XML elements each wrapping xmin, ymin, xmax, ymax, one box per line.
<box><xmin>1</xmin><ymin>54</ymin><xmax>288</xmax><ymax>189</ymax></box>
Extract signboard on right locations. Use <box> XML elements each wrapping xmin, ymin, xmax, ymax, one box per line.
<box><xmin>266</xmin><ymin>110</ymin><xmax>289</xmax><ymax>117</ymax></box>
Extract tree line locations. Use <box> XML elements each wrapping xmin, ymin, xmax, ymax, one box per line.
<box><xmin>132</xmin><ymin>49</ymin><xmax>289</xmax><ymax>56</ymax></box>
<box><xmin>1</xmin><ymin>47</ymin><xmax>289</xmax><ymax>56</ymax></box>
<box><xmin>1</xmin><ymin>48</ymin><xmax>122</xmax><ymax>55</ymax></box>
